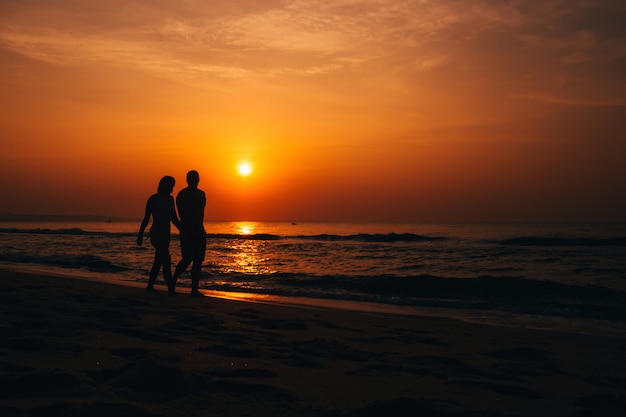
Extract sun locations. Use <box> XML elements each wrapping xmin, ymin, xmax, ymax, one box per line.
<box><xmin>237</xmin><ymin>162</ymin><xmax>252</xmax><ymax>177</ymax></box>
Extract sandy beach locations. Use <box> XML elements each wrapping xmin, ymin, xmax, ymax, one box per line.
<box><xmin>1</xmin><ymin>268</ymin><xmax>625</xmax><ymax>417</ymax></box>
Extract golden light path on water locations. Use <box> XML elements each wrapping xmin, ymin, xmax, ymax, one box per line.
<box><xmin>236</xmin><ymin>222</ymin><xmax>255</xmax><ymax>235</ymax></box>
<box><xmin>213</xmin><ymin>221</ymin><xmax>278</xmax><ymax>283</ymax></box>
<box><xmin>227</xmin><ymin>240</ymin><xmax>275</xmax><ymax>276</ymax></box>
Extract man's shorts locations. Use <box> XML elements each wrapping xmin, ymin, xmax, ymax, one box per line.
<box><xmin>180</xmin><ymin>230</ymin><xmax>207</xmax><ymax>262</ymax></box>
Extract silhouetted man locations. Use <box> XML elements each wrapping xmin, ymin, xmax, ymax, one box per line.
<box><xmin>172</xmin><ymin>170</ymin><xmax>206</xmax><ymax>296</ymax></box>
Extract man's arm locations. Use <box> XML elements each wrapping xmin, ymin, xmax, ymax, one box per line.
<box><xmin>171</xmin><ymin>196</ymin><xmax>182</xmax><ymax>231</ymax></box>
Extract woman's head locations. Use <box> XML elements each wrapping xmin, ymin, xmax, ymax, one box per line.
<box><xmin>157</xmin><ymin>176</ymin><xmax>176</xmax><ymax>195</ymax></box>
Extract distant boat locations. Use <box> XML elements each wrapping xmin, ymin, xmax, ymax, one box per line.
<box><xmin>291</xmin><ymin>222</ymin><xmax>297</xmax><ymax>225</ymax></box>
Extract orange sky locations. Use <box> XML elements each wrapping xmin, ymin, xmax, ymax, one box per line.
<box><xmin>1</xmin><ymin>0</ymin><xmax>625</xmax><ymax>222</ymax></box>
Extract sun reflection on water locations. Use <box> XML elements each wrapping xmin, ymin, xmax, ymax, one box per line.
<box><xmin>236</xmin><ymin>222</ymin><xmax>255</xmax><ymax>236</ymax></box>
<box><xmin>220</xmin><ymin>238</ymin><xmax>276</xmax><ymax>276</ymax></box>
<box><xmin>206</xmin><ymin>222</ymin><xmax>281</xmax><ymax>277</ymax></box>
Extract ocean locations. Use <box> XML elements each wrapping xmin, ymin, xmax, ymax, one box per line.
<box><xmin>1</xmin><ymin>221</ymin><xmax>625</xmax><ymax>336</ymax></box>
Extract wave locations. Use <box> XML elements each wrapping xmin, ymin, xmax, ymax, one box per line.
<box><xmin>207</xmin><ymin>233</ymin><xmax>282</xmax><ymax>241</ymax></box>
<box><xmin>297</xmin><ymin>233</ymin><xmax>445</xmax><ymax>242</ymax></box>
<box><xmin>500</xmin><ymin>236</ymin><xmax>626</xmax><ymax>246</ymax></box>
<box><xmin>1</xmin><ymin>227</ymin><xmax>92</xmax><ymax>235</ymax></box>
<box><xmin>0</xmin><ymin>253</ymin><xmax>129</xmax><ymax>273</ymax></box>
<box><xmin>2</xmin><ymin>228</ymin><xmax>443</xmax><ymax>243</ymax></box>
<box><xmin>206</xmin><ymin>232</ymin><xmax>444</xmax><ymax>242</ymax></box>
<box><xmin>202</xmin><ymin>273</ymin><xmax>626</xmax><ymax>322</ymax></box>
<box><xmin>0</xmin><ymin>227</ymin><xmax>137</xmax><ymax>238</ymax></box>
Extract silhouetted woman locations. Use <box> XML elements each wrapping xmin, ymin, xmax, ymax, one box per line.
<box><xmin>137</xmin><ymin>176</ymin><xmax>181</xmax><ymax>294</ymax></box>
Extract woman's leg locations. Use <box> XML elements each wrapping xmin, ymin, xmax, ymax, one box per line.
<box><xmin>161</xmin><ymin>247</ymin><xmax>173</xmax><ymax>288</ymax></box>
<box><xmin>149</xmin><ymin>233</ymin><xmax>170</xmax><ymax>290</ymax></box>
<box><xmin>148</xmin><ymin>251</ymin><xmax>162</xmax><ymax>290</ymax></box>
<box><xmin>190</xmin><ymin>260</ymin><xmax>201</xmax><ymax>293</ymax></box>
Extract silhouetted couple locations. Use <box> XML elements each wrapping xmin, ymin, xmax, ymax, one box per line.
<box><xmin>137</xmin><ymin>170</ymin><xmax>207</xmax><ymax>297</ymax></box>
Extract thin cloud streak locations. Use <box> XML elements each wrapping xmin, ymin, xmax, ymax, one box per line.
<box><xmin>1</xmin><ymin>0</ymin><xmax>624</xmax><ymax>111</ymax></box>
<box><xmin>511</xmin><ymin>92</ymin><xmax>626</xmax><ymax>107</ymax></box>
<box><xmin>2</xmin><ymin>0</ymin><xmax>624</xmax><ymax>83</ymax></box>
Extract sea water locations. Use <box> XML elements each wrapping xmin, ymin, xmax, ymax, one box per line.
<box><xmin>1</xmin><ymin>221</ymin><xmax>625</xmax><ymax>335</ymax></box>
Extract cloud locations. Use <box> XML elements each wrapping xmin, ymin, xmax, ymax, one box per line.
<box><xmin>511</xmin><ymin>92</ymin><xmax>626</xmax><ymax>107</ymax></box>
<box><xmin>1</xmin><ymin>0</ymin><xmax>625</xmax><ymax>98</ymax></box>
<box><xmin>414</xmin><ymin>55</ymin><xmax>448</xmax><ymax>72</ymax></box>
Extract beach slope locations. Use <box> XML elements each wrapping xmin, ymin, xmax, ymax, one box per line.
<box><xmin>1</xmin><ymin>269</ymin><xmax>625</xmax><ymax>416</ymax></box>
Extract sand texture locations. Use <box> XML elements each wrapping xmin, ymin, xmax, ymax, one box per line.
<box><xmin>1</xmin><ymin>269</ymin><xmax>626</xmax><ymax>416</ymax></box>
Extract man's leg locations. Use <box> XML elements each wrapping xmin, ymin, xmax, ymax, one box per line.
<box><xmin>190</xmin><ymin>260</ymin><xmax>202</xmax><ymax>295</ymax></box>
<box><xmin>172</xmin><ymin>258</ymin><xmax>191</xmax><ymax>287</ymax></box>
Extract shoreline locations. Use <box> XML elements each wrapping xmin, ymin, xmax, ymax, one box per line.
<box><xmin>2</xmin><ymin>267</ymin><xmax>626</xmax><ymax>416</ymax></box>
<box><xmin>2</xmin><ymin>262</ymin><xmax>625</xmax><ymax>338</ymax></box>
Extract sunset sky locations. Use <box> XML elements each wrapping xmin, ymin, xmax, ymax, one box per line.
<box><xmin>1</xmin><ymin>0</ymin><xmax>625</xmax><ymax>222</ymax></box>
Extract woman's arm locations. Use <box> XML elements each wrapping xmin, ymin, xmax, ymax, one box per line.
<box><xmin>137</xmin><ymin>197</ymin><xmax>152</xmax><ymax>245</ymax></box>
<box><xmin>171</xmin><ymin>197</ymin><xmax>182</xmax><ymax>231</ymax></box>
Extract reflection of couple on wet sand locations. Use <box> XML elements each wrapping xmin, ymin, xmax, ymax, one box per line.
<box><xmin>137</xmin><ymin>170</ymin><xmax>207</xmax><ymax>297</ymax></box>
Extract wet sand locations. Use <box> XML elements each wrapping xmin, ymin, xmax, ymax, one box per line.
<box><xmin>1</xmin><ymin>268</ymin><xmax>625</xmax><ymax>416</ymax></box>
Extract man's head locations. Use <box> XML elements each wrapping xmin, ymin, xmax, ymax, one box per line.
<box><xmin>187</xmin><ymin>170</ymin><xmax>200</xmax><ymax>187</ymax></box>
